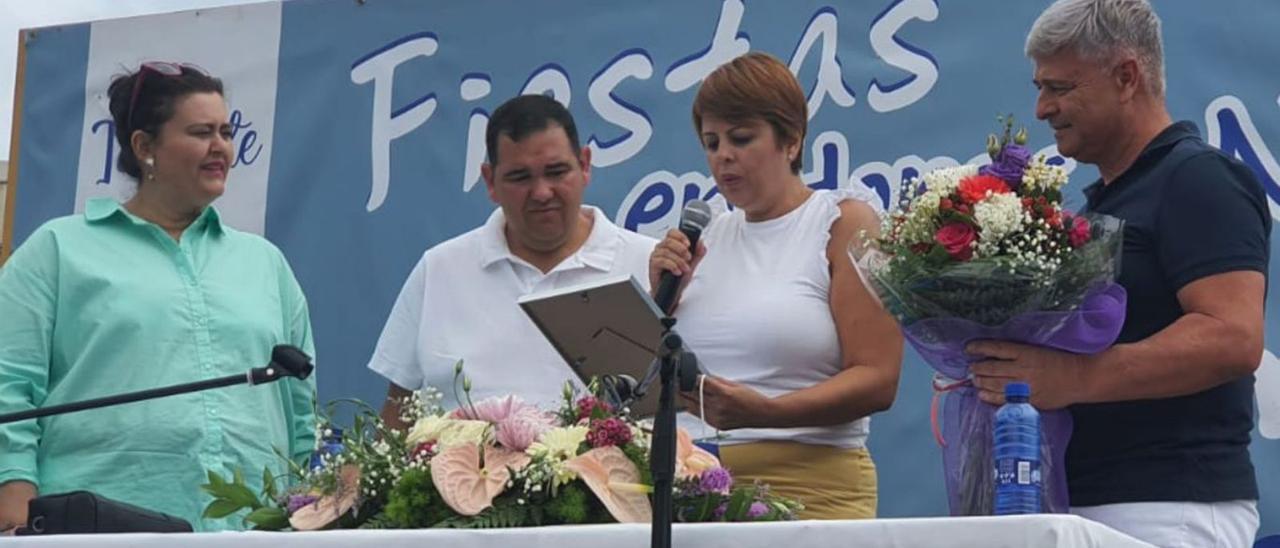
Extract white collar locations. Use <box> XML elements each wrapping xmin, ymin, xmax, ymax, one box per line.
<box><xmin>477</xmin><ymin>205</ymin><xmax>622</xmax><ymax>273</ymax></box>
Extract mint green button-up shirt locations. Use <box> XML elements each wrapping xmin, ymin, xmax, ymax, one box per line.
<box><xmin>0</xmin><ymin>199</ymin><xmax>317</xmax><ymax>531</ymax></box>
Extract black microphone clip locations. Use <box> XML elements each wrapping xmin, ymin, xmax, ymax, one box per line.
<box><xmin>248</xmin><ymin>345</ymin><xmax>315</xmax><ymax>385</ymax></box>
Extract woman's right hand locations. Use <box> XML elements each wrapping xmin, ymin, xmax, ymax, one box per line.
<box><xmin>648</xmin><ymin>229</ymin><xmax>707</xmax><ymax>308</ymax></box>
<box><xmin>0</xmin><ymin>481</ymin><xmax>36</xmax><ymax>534</ymax></box>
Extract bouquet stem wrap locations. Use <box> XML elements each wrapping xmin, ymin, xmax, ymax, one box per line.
<box><xmin>908</xmin><ymin>283</ymin><xmax>1125</xmax><ymax>514</ymax></box>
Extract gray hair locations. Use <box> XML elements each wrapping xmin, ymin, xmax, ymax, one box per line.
<box><xmin>1025</xmin><ymin>0</ymin><xmax>1165</xmax><ymax>97</ymax></box>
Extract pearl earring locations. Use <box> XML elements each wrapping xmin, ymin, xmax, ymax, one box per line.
<box><xmin>144</xmin><ymin>157</ymin><xmax>155</xmax><ymax>181</ymax></box>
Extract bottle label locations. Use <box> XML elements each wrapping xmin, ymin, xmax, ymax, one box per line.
<box><xmin>995</xmin><ymin>458</ymin><xmax>1041</xmax><ymax>487</ymax></box>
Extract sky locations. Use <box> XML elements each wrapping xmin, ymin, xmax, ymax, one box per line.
<box><xmin>0</xmin><ymin>0</ymin><xmax>267</xmax><ymax>162</ymax></box>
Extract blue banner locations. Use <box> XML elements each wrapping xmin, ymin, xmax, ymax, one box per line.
<box><xmin>7</xmin><ymin>0</ymin><xmax>1280</xmax><ymax>532</ymax></box>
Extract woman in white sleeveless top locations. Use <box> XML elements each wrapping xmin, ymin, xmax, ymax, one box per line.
<box><xmin>649</xmin><ymin>52</ymin><xmax>904</xmax><ymax>519</ymax></box>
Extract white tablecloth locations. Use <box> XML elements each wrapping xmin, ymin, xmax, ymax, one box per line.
<box><xmin>7</xmin><ymin>515</ymin><xmax>1153</xmax><ymax>547</ymax></box>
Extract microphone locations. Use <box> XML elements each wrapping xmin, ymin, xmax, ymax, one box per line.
<box><xmin>653</xmin><ymin>200</ymin><xmax>713</xmax><ymax>314</ymax></box>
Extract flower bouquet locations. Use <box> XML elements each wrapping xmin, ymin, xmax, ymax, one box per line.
<box><xmin>852</xmin><ymin>117</ymin><xmax>1127</xmax><ymax>515</ymax></box>
<box><xmin>200</xmin><ymin>366</ymin><xmax>801</xmax><ymax>530</ymax></box>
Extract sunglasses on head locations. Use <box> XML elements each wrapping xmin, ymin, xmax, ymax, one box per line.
<box><xmin>126</xmin><ymin>61</ymin><xmax>211</xmax><ymax>131</ymax></box>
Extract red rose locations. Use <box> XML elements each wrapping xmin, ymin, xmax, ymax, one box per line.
<box><xmin>935</xmin><ymin>222</ymin><xmax>977</xmax><ymax>261</ymax></box>
<box><xmin>1069</xmin><ymin>216</ymin><xmax>1091</xmax><ymax>248</ymax></box>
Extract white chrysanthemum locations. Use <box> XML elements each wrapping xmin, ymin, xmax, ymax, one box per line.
<box><xmin>973</xmin><ymin>192</ymin><xmax>1025</xmax><ymax>252</ymax></box>
<box><xmin>526</xmin><ymin>425</ymin><xmax>588</xmax><ymax>460</ymax></box>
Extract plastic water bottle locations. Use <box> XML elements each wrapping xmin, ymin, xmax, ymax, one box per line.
<box><xmin>309</xmin><ymin>426</ymin><xmax>344</xmax><ymax>471</ymax></box>
<box><xmin>993</xmin><ymin>382</ymin><xmax>1041</xmax><ymax>515</ymax></box>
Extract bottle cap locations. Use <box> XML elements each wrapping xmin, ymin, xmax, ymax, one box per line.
<box><xmin>1004</xmin><ymin>382</ymin><xmax>1030</xmax><ymax>398</ymax></box>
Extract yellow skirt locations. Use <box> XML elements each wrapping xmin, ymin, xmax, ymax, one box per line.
<box><xmin>718</xmin><ymin>441</ymin><xmax>877</xmax><ymax>520</ymax></box>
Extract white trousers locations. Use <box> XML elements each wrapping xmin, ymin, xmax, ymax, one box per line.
<box><xmin>1072</xmin><ymin>500</ymin><xmax>1259</xmax><ymax>548</ymax></box>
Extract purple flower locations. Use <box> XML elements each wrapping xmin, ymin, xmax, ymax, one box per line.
<box><xmin>746</xmin><ymin>501</ymin><xmax>769</xmax><ymax>519</ymax></box>
<box><xmin>979</xmin><ymin>144</ymin><xmax>1032</xmax><ymax>188</ymax></box>
<box><xmin>455</xmin><ymin>395</ymin><xmax>541</xmax><ymax>424</ymax></box>
<box><xmin>453</xmin><ymin>395</ymin><xmax>555</xmax><ymax>452</ymax></box>
<box><xmin>286</xmin><ymin>494</ymin><xmax>319</xmax><ymax>514</ymax></box>
<box><xmin>698</xmin><ymin>467</ymin><xmax>733</xmax><ymax>495</ymax></box>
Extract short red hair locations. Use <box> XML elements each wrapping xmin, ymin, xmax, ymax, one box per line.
<box><xmin>691</xmin><ymin>52</ymin><xmax>808</xmax><ymax>173</ymax></box>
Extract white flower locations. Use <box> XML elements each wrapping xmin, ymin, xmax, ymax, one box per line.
<box><xmin>526</xmin><ymin>425</ymin><xmax>589</xmax><ymax>460</ymax></box>
<box><xmin>892</xmin><ymin>165</ymin><xmax>981</xmax><ymax>247</ymax></box>
<box><xmin>406</xmin><ymin>415</ymin><xmax>490</xmax><ymax>449</ymax></box>
<box><xmin>405</xmin><ymin>415</ymin><xmax>448</xmax><ymax>445</ymax></box>
<box><xmin>550</xmin><ymin>461</ymin><xmax>578</xmax><ymax>487</ymax></box>
<box><xmin>920</xmin><ymin>164</ymin><xmax>977</xmax><ymax>197</ymax></box>
<box><xmin>437</xmin><ymin>421</ymin><xmax>490</xmax><ymax>449</ymax></box>
<box><xmin>1020</xmin><ymin>155</ymin><xmax>1068</xmax><ymax>193</ymax></box>
<box><xmin>973</xmin><ymin>192</ymin><xmax>1025</xmax><ymax>253</ymax></box>
<box><xmin>628</xmin><ymin>426</ymin><xmax>650</xmax><ymax>451</ymax></box>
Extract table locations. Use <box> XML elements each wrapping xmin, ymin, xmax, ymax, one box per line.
<box><xmin>7</xmin><ymin>514</ymin><xmax>1153</xmax><ymax>547</ymax></box>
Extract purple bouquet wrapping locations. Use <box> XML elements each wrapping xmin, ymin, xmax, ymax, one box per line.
<box><xmin>852</xmin><ymin>119</ymin><xmax>1126</xmax><ymax>514</ymax></box>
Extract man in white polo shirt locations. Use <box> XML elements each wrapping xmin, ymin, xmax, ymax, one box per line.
<box><xmin>368</xmin><ymin>94</ymin><xmax>657</xmax><ymax>428</ymax></box>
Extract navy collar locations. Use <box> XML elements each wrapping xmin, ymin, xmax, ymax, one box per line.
<box><xmin>1083</xmin><ymin>121</ymin><xmax>1201</xmax><ymax>206</ymax></box>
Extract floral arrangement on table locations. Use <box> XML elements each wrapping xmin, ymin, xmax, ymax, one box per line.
<box><xmin>200</xmin><ymin>365</ymin><xmax>802</xmax><ymax>530</ymax></box>
<box><xmin>851</xmin><ymin>116</ymin><xmax>1127</xmax><ymax>516</ymax></box>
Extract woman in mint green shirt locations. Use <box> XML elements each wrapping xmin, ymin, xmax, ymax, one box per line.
<box><xmin>0</xmin><ymin>63</ymin><xmax>316</xmax><ymax>532</ymax></box>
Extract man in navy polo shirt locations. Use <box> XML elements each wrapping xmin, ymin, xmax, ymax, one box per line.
<box><xmin>968</xmin><ymin>0</ymin><xmax>1270</xmax><ymax>546</ymax></box>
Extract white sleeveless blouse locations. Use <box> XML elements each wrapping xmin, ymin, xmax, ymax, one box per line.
<box><xmin>675</xmin><ymin>189</ymin><xmax>873</xmax><ymax>448</ymax></box>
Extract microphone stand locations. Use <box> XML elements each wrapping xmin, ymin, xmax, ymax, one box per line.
<box><xmin>648</xmin><ymin>317</ymin><xmax>699</xmax><ymax>548</ymax></box>
<box><xmin>0</xmin><ymin>345</ymin><xmax>314</xmax><ymax>535</ymax></box>
<box><xmin>0</xmin><ymin>345</ymin><xmax>314</xmax><ymax>425</ymax></box>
